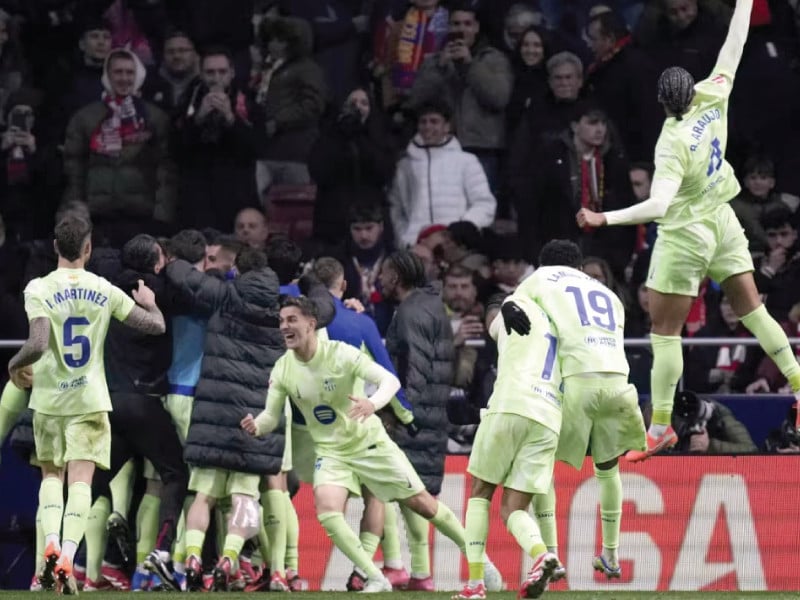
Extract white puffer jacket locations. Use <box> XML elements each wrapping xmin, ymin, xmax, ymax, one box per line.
<box><xmin>389</xmin><ymin>135</ymin><xmax>496</xmax><ymax>247</ymax></box>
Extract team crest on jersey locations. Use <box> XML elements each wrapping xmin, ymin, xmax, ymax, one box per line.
<box><xmin>323</xmin><ymin>378</ymin><xmax>336</xmax><ymax>392</ymax></box>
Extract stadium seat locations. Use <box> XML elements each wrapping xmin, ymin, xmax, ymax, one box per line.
<box><xmin>264</xmin><ymin>184</ymin><xmax>317</xmax><ymax>244</ymax></box>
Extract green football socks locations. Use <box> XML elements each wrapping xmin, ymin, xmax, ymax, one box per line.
<box><xmin>650</xmin><ymin>333</ymin><xmax>683</xmax><ymax>429</ymax></box>
<box><xmin>318</xmin><ymin>512</ymin><xmax>381</xmax><ymax>578</ymax></box>
<box><xmin>464</xmin><ymin>498</ymin><xmax>489</xmax><ymax>582</ymax></box>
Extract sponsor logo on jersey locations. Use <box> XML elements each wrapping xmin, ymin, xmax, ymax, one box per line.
<box><xmin>313</xmin><ymin>404</ymin><xmax>337</xmax><ymax>424</ymax></box>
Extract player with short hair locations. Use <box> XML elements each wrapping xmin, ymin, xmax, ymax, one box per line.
<box><xmin>576</xmin><ymin>0</ymin><xmax>800</xmax><ymax>456</ymax></box>
<box><xmin>8</xmin><ymin>215</ymin><xmax>166</xmax><ymax>594</ymax></box>
<box><xmin>503</xmin><ymin>240</ymin><xmax>646</xmax><ymax>582</ymax></box>
<box><xmin>241</xmin><ymin>296</ymin><xmax>501</xmax><ymax>593</ymax></box>
<box><xmin>455</xmin><ymin>292</ymin><xmax>563</xmax><ymax>600</ymax></box>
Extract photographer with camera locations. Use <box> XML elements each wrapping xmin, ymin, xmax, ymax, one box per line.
<box><xmin>764</xmin><ymin>403</ymin><xmax>800</xmax><ymax>454</ymax></box>
<box><xmin>672</xmin><ymin>390</ymin><xmax>757</xmax><ymax>455</ymax></box>
<box><xmin>174</xmin><ymin>45</ymin><xmax>261</xmax><ymax>231</ymax></box>
<box><xmin>308</xmin><ymin>87</ymin><xmax>396</xmax><ymax>248</ymax></box>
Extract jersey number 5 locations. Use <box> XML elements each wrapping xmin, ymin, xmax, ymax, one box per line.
<box><xmin>565</xmin><ymin>286</ymin><xmax>617</xmax><ymax>332</ymax></box>
<box><xmin>63</xmin><ymin>316</ymin><xmax>91</xmax><ymax>368</ymax></box>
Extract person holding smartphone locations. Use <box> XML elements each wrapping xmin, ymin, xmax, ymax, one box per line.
<box><xmin>409</xmin><ymin>4</ymin><xmax>513</xmax><ymax>190</ymax></box>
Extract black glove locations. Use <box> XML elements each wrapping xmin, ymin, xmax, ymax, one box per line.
<box><xmin>404</xmin><ymin>420</ymin><xmax>420</xmax><ymax>437</ymax></box>
<box><xmin>501</xmin><ymin>301</ymin><xmax>531</xmax><ymax>336</ymax></box>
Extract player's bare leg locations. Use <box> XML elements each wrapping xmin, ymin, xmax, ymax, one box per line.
<box><xmin>626</xmin><ymin>290</ymin><xmax>692</xmax><ymax>461</ymax></box>
<box><xmin>722</xmin><ymin>272</ymin><xmax>800</xmax><ymax>432</ymax></box>
<box><xmin>592</xmin><ymin>458</ymin><xmax>622</xmax><ymax>578</ymax></box>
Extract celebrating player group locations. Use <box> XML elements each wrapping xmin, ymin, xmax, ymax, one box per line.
<box><xmin>5</xmin><ymin>0</ymin><xmax>800</xmax><ymax>598</ymax></box>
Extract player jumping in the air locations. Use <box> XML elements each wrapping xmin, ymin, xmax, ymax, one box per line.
<box><xmin>8</xmin><ymin>215</ymin><xmax>166</xmax><ymax>594</ymax></box>
<box><xmin>576</xmin><ymin>0</ymin><xmax>800</xmax><ymax>459</ymax></box>
<box><xmin>241</xmin><ymin>296</ymin><xmax>502</xmax><ymax>593</ymax></box>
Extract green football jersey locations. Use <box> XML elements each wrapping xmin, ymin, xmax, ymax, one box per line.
<box><xmin>23</xmin><ymin>268</ymin><xmax>135</xmax><ymax>415</ymax></box>
<box><xmin>653</xmin><ymin>69</ymin><xmax>740</xmax><ymax>231</ymax></box>
<box><xmin>514</xmin><ymin>266</ymin><xmax>629</xmax><ymax>378</ymax></box>
<box><xmin>487</xmin><ymin>295</ymin><xmax>562</xmax><ymax>435</ymax></box>
<box><xmin>264</xmin><ymin>339</ymin><xmax>393</xmax><ymax>456</ymax></box>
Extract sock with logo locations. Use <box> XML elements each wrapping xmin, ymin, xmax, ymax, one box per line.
<box><xmin>740</xmin><ymin>305</ymin><xmax>800</xmax><ymax>390</ymax></box>
<box><xmin>62</xmin><ymin>482</ymin><xmax>92</xmax><ymax>563</ymax></box>
<box><xmin>39</xmin><ymin>476</ymin><xmax>64</xmax><ymax>551</ymax></box>
<box><xmin>506</xmin><ymin>510</ymin><xmax>547</xmax><ymax>559</ymax></box>
<box><xmin>533</xmin><ymin>483</ymin><xmax>558</xmax><ymax>553</ymax></box>
<box><xmin>464</xmin><ymin>498</ymin><xmax>489</xmax><ymax>583</ymax></box>
<box><xmin>263</xmin><ymin>490</ymin><xmax>287</xmax><ymax>577</ymax></box>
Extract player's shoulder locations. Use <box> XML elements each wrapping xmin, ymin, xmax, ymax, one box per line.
<box><xmin>23</xmin><ymin>276</ymin><xmax>45</xmax><ymax>296</ymax></box>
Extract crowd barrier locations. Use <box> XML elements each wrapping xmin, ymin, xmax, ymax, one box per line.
<box><xmin>293</xmin><ymin>455</ymin><xmax>800</xmax><ymax>592</ymax></box>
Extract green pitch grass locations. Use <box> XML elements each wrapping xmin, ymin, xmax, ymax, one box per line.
<box><xmin>2</xmin><ymin>593</ymin><xmax>799</xmax><ymax>600</ymax></box>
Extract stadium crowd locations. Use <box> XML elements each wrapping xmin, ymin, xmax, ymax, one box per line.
<box><xmin>2</xmin><ymin>0</ymin><xmax>800</xmax><ymax>594</ymax></box>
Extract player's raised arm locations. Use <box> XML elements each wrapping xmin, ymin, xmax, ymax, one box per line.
<box><xmin>246</xmin><ymin>369</ymin><xmax>288</xmax><ymax>436</ymax></box>
<box><xmin>351</xmin><ymin>352</ymin><xmax>401</xmax><ymax>420</ymax></box>
<box><xmin>578</xmin><ymin>177</ymin><xmax>681</xmax><ymax>227</ymax></box>
<box><xmin>123</xmin><ymin>280</ymin><xmax>166</xmax><ymax>335</ymax></box>
<box><xmin>8</xmin><ymin>317</ymin><xmax>50</xmax><ymax>378</ymax></box>
<box><xmin>713</xmin><ymin>0</ymin><xmax>753</xmax><ymax>79</ymax></box>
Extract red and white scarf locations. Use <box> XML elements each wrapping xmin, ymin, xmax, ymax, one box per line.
<box><xmin>89</xmin><ymin>93</ymin><xmax>149</xmax><ymax>156</ymax></box>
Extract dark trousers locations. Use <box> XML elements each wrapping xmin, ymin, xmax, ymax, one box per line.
<box><xmin>93</xmin><ymin>393</ymin><xmax>188</xmax><ymax>553</ymax></box>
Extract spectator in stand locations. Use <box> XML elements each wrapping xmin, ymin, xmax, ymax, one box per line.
<box><xmin>101</xmin><ymin>0</ymin><xmax>167</xmax><ymax>67</ymax></box>
<box><xmin>671</xmin><ymin>390</ymin><xmax>757</xmax><ymax>455</ymax></box>
<box><xmin>372</xmin><ymin>0</ymin><xmax>449</xmax><ymax>110</ymax></box>
<box><xmin>143</xmin><ymin>31</ymin><xmax>200</xmax><ymax>114</ymax></box>
<box><xmin>0</xmin><ymin>9</ymin><xmax>29</xmax><ymax>129</ymax></box>
<box><xmin>585</xmin><ymin>10</ymin><xmax>660</xmax><ymax>161</ymax></box>
<box><xmin>234</xmin><ymin>207</ymin><xmax>269</xmax><ymax>250</ymax></box>
<box><xmin>173</xmin><ymin>46</ymin><xmax>261</xmax><ymax>231</ymax></box>
<box><xmin>625</xmin><ymin>278</ymin><xmax>653</xmax><ymax>396</ymax></box>
<box><xmin>481</xmin><ymin>234</ymin><xmax>532</xmax><ymax>300</ymax></box>
<box><xmin>731</xmin><ymin>156</ymin><xmax>800</xmax><ymax>256</ymax></box>
<box><xmin>440</xmin><ymin>221</ymin><xmax>491</xmax><ymax>279</ymax></box>
<box><xmin>335</xmin><ymin>203</ymin><xmax>395</xmax><ymax>336</ymax></box>
<box><xmin>516</xmin><ymin>100</ymin><xmax>635</xmax><ymax>276</ymax></box>
<box><xmin>684</xmin><ymin>294</ymin><xmax>760</xmax><ymax>393</ymax></box>
<box><xmin>1</xmin><ymin>89</ymin><xmax>62</xmax><ymax>242</ymax></box>
<box><xmin>278</xmin><ymin>0</ymin><xmax>371</xmax><ymax>106</ymax></box>
<box><xmin>389</xmin><ymin>101</ymin><xmax>496</xmax><ymax>248</ymax></box>
<box><xmin>308</xmin><ymin>87</ymin><xmax>396</xmax><ymax>247</ymax></box>
<box><xmin>63</xmin><ymin>48</ymin><xmax>176</xmax><ymax>247</ymax></box>
<box><xmin>504</xmin><ymin>51</ymin><xmax>589</xmax><ymax>211</ymax></box>
<box><xmin>409</xmin><ymin>4</ymin><xmax>513</xmax><ymax>188</ymax></box>
<box><xmin>753</xmin><ymin>208</ymin><xmax>800</xmax><ymax>323</ymax></box>
<box><xmin>505</xmin><ymin>26</ymin><xmax>550</xmax><ymax>136</ymax></box>
<box><xmin>635</xmin><ymin>0</ymin><xmax>727</xmax><ymax>81</ymax></box>
<box><xmin>45</xmin><ymin>17</ymin><xmax>112</xmax><ymax>138</ymax></box>
<box><xmin>499</xmin><ymin>4</ymin><xmax>543</xmax><ymax>54</ymax></box>
<box><xmin>254</xmin><ymin>16</ymin><xmax>327</xmax><ymax>194</ymax></box>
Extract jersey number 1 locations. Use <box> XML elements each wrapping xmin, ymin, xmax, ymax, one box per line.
<box><xmin>63</xmin><ymin>316</ymin><xmax>91</xmax><ymax>368</ymax></box>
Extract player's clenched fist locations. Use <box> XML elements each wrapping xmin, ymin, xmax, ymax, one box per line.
<box><xmin>348</xmin><ymin>395</ymin><xmax>375</xmax><ymax>422</ymax></box>
<box><xmin>576</xmin><ymin>207</ymin><xmax>607</xmax><ymax>229</ymax></box>
<box><xmin>501</xmin><ymin>301</ymin><xmax>531</xmax><ymax>336</ymax></box>
<box><xmin>132</xmin><ymin>279</ymin><xmax>156</xmax><ymax>309</ymax></box>
<box><xmin>241</xmin><ymin>413</ymin><xmax>258</xmax><ymax>436</ymax></box>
